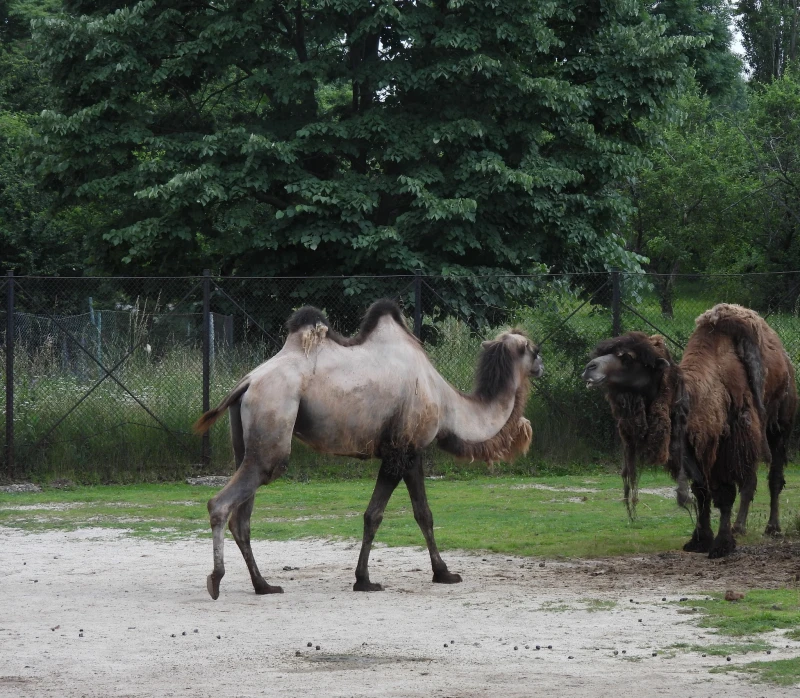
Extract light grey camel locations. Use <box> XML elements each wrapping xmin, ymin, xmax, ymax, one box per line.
<box><xmin>194</xmin><ymin>299</ymin><xmax>543</xmax><ymax>599</ymax></box>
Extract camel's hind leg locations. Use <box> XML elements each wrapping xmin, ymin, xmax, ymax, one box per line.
<box><xmin>353</xmin><ymin>461</ymin><xmax>403</xmax><ymax>592</ymax></box>
<box><xmin>403</xmin><ymin>452</ymin><xmax>461</xmax><ymax>584</ymax></box>
<box><xmin>221</xmin><ymin>402</ymin><xmax>282</xmax><ymax>595</ymax></box>
<box><xmin>228</xmin><ymin>495</ymin><xmax>283</xmax><ymax>595</ymax></box>
<box><xmin>765</xmin><ymin>422</ymin><xmax>789</xmax><ymax>535</ymax></box>
<box><xmin>207</xmin><ymin>460</ymin><xmax>275</xmax><ymax>599</ymax></box>
<box><xmin>732</xmin><ymin>470</ymin><xmax>757</xmax><ymax>536</ymax></box>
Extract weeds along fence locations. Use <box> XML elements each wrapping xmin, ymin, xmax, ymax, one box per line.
<box><xmin>3</xmin><ymin>270</ymin><xmax>800</xmax><ymax>483</ymax></box>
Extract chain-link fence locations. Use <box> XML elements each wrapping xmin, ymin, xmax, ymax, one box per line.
<box><xmin>3</xmin><ymin>271</ymin><xmax>800</xmax><ymax>483</ymax></box>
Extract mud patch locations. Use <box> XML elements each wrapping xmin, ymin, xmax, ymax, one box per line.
<box><xmin>301</xmin><ymin>654</ymin><xmax>431</xmax><ymax>671</ymax></box>
<box><xmin>509</xmin><ymin>484</ymin><xmax>599</xmax><ymax>493</ymax></box>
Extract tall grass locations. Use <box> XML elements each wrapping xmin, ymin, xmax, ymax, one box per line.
<box><xmin>8</xmin><ymin>277</ymin><xmax>800</xmax><ymax>483</ymax></box>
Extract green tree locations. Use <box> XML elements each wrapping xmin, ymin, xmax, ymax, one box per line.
<box><xmin>739</xmin><ymin>69</ymin><xmax>800</xmax><ymax>272</ymax></box>
<box><xmin>654</xmin><ymin>0</ymin><xmax>742</xmax><ymax>99</ymax></box>
<box><xmin>737</xmin><ymin>0</ymin><xmax>799</xmax><ymax>83</ymax></box>
<box><xmin>0</xmin><ymin>0</ymin><xmax>94</xmax><ymax>275</ymax></box>
<box><xmin>627</xmin><ymin>72</ymin><xmax>800</xmax><ymax>313</ymax></box>
<box><xmin>27</xmin><ymin>0</ymin><xmax>700</xmax><ymax>289</ymax></box>
<box><xmin>625</xmin><ymin>95</ymin><xmax>763</xmax><ymax>314</ymax></box>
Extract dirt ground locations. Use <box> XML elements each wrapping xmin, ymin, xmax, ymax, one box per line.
<box><xmin>2</xmin><ymin>528</ymin><xmax>799</xmax><ymax>698</ymax></box>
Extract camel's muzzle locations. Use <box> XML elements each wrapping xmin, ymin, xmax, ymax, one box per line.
<box><xmin>581</xmin><ymin>362</ymin><xmax>606</xmax><ymax>388</ymax></box>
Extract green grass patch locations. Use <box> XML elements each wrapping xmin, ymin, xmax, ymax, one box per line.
<box><xmin>581</xmin><ymin>598</ymin><xmax>617</xmax><ymax>612</ymax></box>
<box><xmin>687</xmin><ymin>640</ymin><xmax>773</xmax><ymax>656</ymax></box>
<box><xmin>538</xmin><ymin>601</ymin><xmax>571</xmax><ymax>612</ymax></box>
<box><xmin>678</xmin><ymin>588</ymin><xmax>800</xmax><ymax>686</ymax></box>
<box><xmin>682</xmin><ymin>590</ymin><xmax>800</xmax><ymax>637</ymax></box>
<box><xmin>712</xmin><ymin>657</ymin><xmax>800</xmax><ymax>687</ymax></box>
<box><xmin>2</xmin><ymin>468</ymin><xmax>799</xmax><ymax>559</ymax></box>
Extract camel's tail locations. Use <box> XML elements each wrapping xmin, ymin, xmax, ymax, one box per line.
<box><xmin>193</xmin><ymin>379</ymin><xmax>251</xmax><ymax>434</ymax></box>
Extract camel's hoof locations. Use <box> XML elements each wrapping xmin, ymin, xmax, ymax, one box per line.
<box><xmin>683</xmin><ymin>537</ymin><xmax>712</xmax><ymax>554</ymax></box>
<box><xmin>433</xmin><ymin>571</ymin><xmax>462</xmax><ymax>584</ymax></box>
<box><xmin>708</xmin><ymin>539</ymin><xmax>736</xmax><ymax>559</ymax></box>
<box><xmin>254</xmin><ymin>583</ymin><xmax>284</xmax><ymax>595</ymax></box>
<box><xmin>207</xmin><ymin>574</ymin><xmax>220</xmax><ymax>600</ymax></box>
<box><xmin>764</xmin><ymin>523</ymin><xmax>782</xmax><ymax>537</ymax></box>
<box><xmin>352</xmin><ymin>580</ymin><xmax>383</xmax><ymax>592</ymax></box>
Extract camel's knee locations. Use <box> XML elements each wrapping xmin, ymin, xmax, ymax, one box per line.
<box><xmin>363</xmin><ymin>507</ymin><xmax>384</xmax><ymax>533</ymax></box>
<box><xmin>767</xmin><ymin>467</ymin><xmax>786</xmax><ymax>493</ymax></box>
<box><xmin>413</xmin><ymin>507</ymin><xmax>433</xmax><ymax>530</ymax></box>
<box><xmin>208</xmin><ymin>498</ymin><xmax>230</xmax><ymax>529</ymax></box>
<box><xmin>711</xmin><ymin>482</ymin><xmax>736</xmax><ymax>511</ymax></box>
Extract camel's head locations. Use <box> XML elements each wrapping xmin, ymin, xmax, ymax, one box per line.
<box><xmin>582</xmin><ymin>332</ymin><xmax>671</xmax><ymax>392</ymax></box>
<box><xmin>482</xmin><ymin>331</ymin><xmax>544</xmax><ymax>380</ymax></box>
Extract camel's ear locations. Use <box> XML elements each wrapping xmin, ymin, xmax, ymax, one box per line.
<box><xmin>657</xmin><ymin>357</ymin><xmax>671</xmax><ymax>370</ymax></box>
<box><xmin>616</xmin><ymin>349</ymin><xmax>636</xmax><ymax>363</ymax></box>
<box><xmin>481</xmin><ymin>339</ymin><xmax>498</xmax><ymax>349</ymax></box>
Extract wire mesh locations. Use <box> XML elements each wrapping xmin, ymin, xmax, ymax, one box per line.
<box><xmin>3</xmin><ymin>271</ymin><xmax>800</xmax><ymax>482</ymax></box>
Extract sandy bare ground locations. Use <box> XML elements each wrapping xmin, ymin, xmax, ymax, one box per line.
<box><xmin>2</xmin><ymin>528</ymin><xmax>799</xmax><ymax>697</ymax></box>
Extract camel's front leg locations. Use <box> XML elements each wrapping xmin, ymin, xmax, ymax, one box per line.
<box><xmin>765</xmin><ymin>425</ymin><xmax>788</xmax><ymax>535</ymax></box>
<box><xmin>403</xmin><ymin>452</ymin><xmax>461</xmax><ymax>584</ymax></box>
<box><xmin>683</xmin><ymin>482</ymin><xmax>714</xmax><ymax>553</ymax></box>
<box><xmin>353</xmin><ymin>462</ymin><xmax>402</xmax><ymax>592</ymax></box>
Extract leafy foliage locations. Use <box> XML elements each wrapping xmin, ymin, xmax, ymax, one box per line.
<box><xmin>737</xmin><ymin>0</ymin><xmax>800</xmax><ymax>82</ymax></box>
<box><xmin>27</xmin><ymin>0</ymin><xmax>699</xmax><ymax>284</ymax></box>
<box><xmin>0</xmin><ymin>0</ymin><xmax>95</xmax><ymax>275</ymax></box>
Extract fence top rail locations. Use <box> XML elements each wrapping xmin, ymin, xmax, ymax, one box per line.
<box><xmin>8</xmin><ymin>270</ymin><xmax>800</xmax><ymax>281</ymax></box>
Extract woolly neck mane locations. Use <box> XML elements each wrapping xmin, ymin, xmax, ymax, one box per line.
<box><xmin>474</xmin><ymin>335</ymin><xmax>524</xmax><ymax>401</ymax></box>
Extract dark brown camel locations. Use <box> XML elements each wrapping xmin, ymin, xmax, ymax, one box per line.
<box><xmin>582</xmin><ymin>303</ymin><xmax>796</xmax><ymax>558</ymax></box>
<box><xmin>194</xmin><ymin>299</ymin><xmax>543</xmax><ymax>599</ymax></box>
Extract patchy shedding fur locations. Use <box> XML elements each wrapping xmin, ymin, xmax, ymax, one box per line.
<box><xmin>696</xmin><ymin>303</ymin><xmax>772</xmax><ymax>462</ymax></box>
<box><xmin>286</xmin><ymin>299</ymin><xmax>418</xmax><ymax>349</ymax></box>
<box><xmin>197</xmin><ymin>298</ymin><xmax>543</xmax><ymax>599</ymax></box>
<box><xmin>300</xmin><ymin>322</ymin><xmax>328</xmax><ymax>356</ymax></box>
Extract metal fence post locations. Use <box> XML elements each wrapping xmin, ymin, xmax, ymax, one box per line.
<box><xmin>202</xmin><ymin>270</ymin><xmax>211</xmax><ymax>468</ymax></box>
<box><xmin>5</xmin><ymin>271</ymin><xmax>14</xmax><ymax>479</ymax></box>
<box><xmin>611</xmin><ymin>268</ymin><xmax>621</xmax><ymax>337</ymax></box>
<box><xmin>413</xmin><ymin>270</ymin><xmax>422</xmax><ymax>339</ymax></box>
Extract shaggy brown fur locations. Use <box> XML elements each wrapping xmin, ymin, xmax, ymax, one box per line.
<box><xmin>589</xmin><ymin>332</ymin><xmax>683</xmax><ymax>515</ymax></box>
<box><xmin>585</xmin><ymin>304</ymin><xmax>796</xmax><ymax>558</ymax></box>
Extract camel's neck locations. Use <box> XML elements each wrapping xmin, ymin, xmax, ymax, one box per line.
<box><xmin>435</xmin><ymin>373</ymin><xmax>531</xmax><ymax>463</ymax></box>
